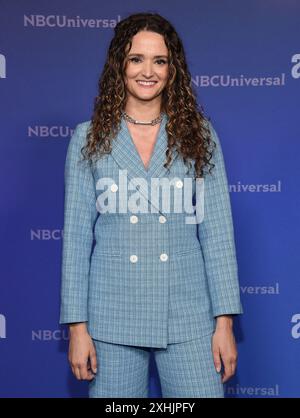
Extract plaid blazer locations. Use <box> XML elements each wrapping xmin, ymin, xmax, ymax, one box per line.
<box><xmin>59</xmin><ymin>113</ymin><xmax>243</xmax><ymax>348</ymax></box>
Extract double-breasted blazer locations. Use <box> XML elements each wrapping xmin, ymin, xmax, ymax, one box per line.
<box><xmin>59</xmin><ymin>112</ymin><xmax>243</xmax><ymax>348</ymax></box>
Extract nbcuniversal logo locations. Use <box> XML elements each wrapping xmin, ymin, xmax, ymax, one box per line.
<box><xmin>23</xmin><ymin>14</ymin><xmax>121</xmax><ymax>29</ymax></box>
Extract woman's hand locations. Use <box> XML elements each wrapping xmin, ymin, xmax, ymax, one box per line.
<box><xmin>212</xmin><ymin>315</ymin><xmax>238</xmax><ymax>383</ymax></box>
<box><xmin>68</xmin><ymin>323</ymin><xmax>98</xmax><ymax>381</ymax></box>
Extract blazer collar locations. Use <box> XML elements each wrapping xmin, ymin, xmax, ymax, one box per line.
<box><xmin>110</xmin><ymin>112</ymin><xmax>190</xmax><ymax>214</ymax></box>
<box><xmin>110</xmin><ymin>112</ymin><xmax>178</xmax><ymax>180</ymax></box>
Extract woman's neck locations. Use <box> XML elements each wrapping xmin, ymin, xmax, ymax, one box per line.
<box><xmin>124</xmin><ymin>102</ymin><xmax>162</xmax><ymax>122</ymax></box>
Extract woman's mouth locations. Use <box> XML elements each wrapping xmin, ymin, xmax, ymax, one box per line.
<box><xmin>136</xmin><ymin>80</ymin><xmax>157</xmax><ymax>88</ymax></box>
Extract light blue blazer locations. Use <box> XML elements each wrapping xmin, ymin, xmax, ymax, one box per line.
<box><xmin>59</xmin><ymin>113</ymin><xmax>243</xmax><ymax>348</ymax></box>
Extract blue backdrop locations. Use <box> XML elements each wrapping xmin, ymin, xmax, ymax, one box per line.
<box><xmin>0</xmin><ymin>0</ymin><xmax>299</xmax><ymax>398</ymax></box>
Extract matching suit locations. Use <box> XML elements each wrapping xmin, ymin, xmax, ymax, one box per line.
<box><xmin>59</xmin><ymin>112</ymin><xmax>243</xmax><ymax>397</ymax></box>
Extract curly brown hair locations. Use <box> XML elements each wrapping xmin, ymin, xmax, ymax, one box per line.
<box><xmin>81</xmin><ymin>12</ymin><xmax>216</xmax><ymax>179</ymax></box>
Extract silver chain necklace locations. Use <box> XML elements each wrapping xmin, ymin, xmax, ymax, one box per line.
<box><xmin>121</xmin><ymin>111</ymin><xmax>163</xmax><ymax>126</ymax></box>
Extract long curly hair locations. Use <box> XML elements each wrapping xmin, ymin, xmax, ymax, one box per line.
<box><xmin>81</xmin><ymin>12</ymin><xmax>216</xmax><ymax>178</ymax></box>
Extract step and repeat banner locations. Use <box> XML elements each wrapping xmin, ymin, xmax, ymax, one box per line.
<box><xmin>0</xmin><ymin>0</ymin><xmax>299</xmax><ymax>398</ymax></box>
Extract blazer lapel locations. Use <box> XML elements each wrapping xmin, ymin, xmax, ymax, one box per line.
<box><xmin>110</xmin><ymin>112</ymin><xmax>185</xmax><ymax>214</ymax></box>
<box><xmin>111</xmin><ymin>112</ymin><xmax>180</xmax><ymax>176</ymax></box>
<box><xmin>110</xmin><ymin>116</ymin><xmax>147</xmax><ymax>179</ymax></box>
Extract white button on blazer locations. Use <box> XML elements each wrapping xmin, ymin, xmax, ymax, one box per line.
<box><xmin>130</xmin><ymin>215</ymin><xmax>138</xmax><ymax>224</ymax></box>
<box><xmin>175</xmin><ymin>179</ymin><xmax>183</xmax><ymax>188</ymax></box>
<box><xmin>159</xmin><ymin>215</ymin><xmax>166</xmax><ymax>223</ymax></box>
<box><xmin>130</xmin><ymin>254</ymin><xmax>138</xmax><ymax>263</ymax></box>
<box><xmin>110</xmin><ymin>183</ymin><xmax>118</xmax><ymax>192</ymax></box>
<box><xmin>160</xmin><ymin>253</ymin><xmax>168</xmax><ymax>262</ymax></box>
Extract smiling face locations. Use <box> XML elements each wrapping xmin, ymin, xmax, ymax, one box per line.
<box><xmin>123</xmin><ymin>30</ymin><xmax>169</xmax><ymax>105</ymax></box>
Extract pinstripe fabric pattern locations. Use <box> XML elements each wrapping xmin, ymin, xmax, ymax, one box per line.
<box><xmin>88</xmin><ymin>330</ymin><xmax>224</xmax><ymax>398</ymax></box>
<box><xmin>88</xmin><ymin>339</ymin><xmax>150</xmax><ymax>398</ymax></box>
<box><xmin>154</xmin><ymin>331</ymin><xmax>224</xmax><ymax>398</ymax></box>
<box><xmin>197</xmin><ymin>122</ymin><xmax>243</xmax><ymax>317</ymax></box>
<box><xmin>59</xmin><ymin>113</ymin><xmax>243</xmax><ymax>348</ymax></box>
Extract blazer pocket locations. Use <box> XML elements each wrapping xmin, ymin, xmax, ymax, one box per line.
<box><xmin>174</xmin><ymin>246</ymin><xmax>202</xmax><ymax>258</ymax></box>
<box><xmin>92</xmin><ymin>249</ymin><xmax>121</xmax><ymax>258</ymax></box>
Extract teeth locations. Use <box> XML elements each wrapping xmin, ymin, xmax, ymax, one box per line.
<box><xmin>137</xmin><ymin>81</ymin><xmax>156</xmax><ymax>85</ymax></box>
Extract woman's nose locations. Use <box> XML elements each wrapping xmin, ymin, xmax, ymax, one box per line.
<box><xmin>141</xmin><ymin>60</ymin><xmax>154</xmax><ymax>77</ymax></box>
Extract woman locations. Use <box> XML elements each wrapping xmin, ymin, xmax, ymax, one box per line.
<box><xmin>59</xmin><ymin>12</ymin><xmax>243</xmax><ymax>398</ymax></box>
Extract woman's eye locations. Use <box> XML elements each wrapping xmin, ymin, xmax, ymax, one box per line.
<box><xmin>129</xmin><ymin>57</ymin><xmax>140</xmax><ymax>63</ymax></box>
<box><xmin>128</xmin><ymin>58</ymin><xmax>168</xmax><ymax>65</ymax></box>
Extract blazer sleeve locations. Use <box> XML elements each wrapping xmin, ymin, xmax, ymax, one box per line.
<box><xmin>59</xmin><ymin>122</ymin><xmax>98</xmax><ymax>325</ymax></box>
<box><xmin>197</xmin><ymin>120</ymin><xmax>243</xmax><ymax>318</ymax></box>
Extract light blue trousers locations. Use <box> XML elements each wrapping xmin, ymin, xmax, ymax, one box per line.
<box><xmin>88</xmin><ymin>330</ymin><xmax>224</xmax><ymax>398</ymax></box>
